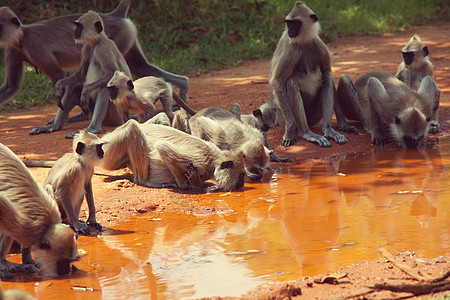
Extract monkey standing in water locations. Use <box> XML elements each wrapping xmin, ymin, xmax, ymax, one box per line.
<box><xmin>44</xmin><ymin>130</ymin><xmax>105</xmax><ymax>235</ymax></box>
<box><xmin>395</xmin><ymin>34</ymin><xmax>439</xmax><ymax>133</ymax></box>
<box><xmin>336</xmin><ymin>71</ymin><xmax>439</xmax><ymax>148</ymax></box>
<box><xmin>53</xmin><ymin>10</ymin><xmax>132</xmax><ymax>138</ymax></box>
<box><xmin>0</xmin><ymin>144</ymin><xmax>78</xmax><ymax>279</ymax></box>
<box><xmin>106</xmin><ymin>71</ymin><xmax>196</xmax><ymax>123</ymax></box>
<box><xmin>269</xmin><ymin>2</ymin><xmax>351</xmax><ymax>148</ymax></box>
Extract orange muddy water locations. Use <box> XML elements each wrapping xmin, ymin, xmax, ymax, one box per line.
<box><xmin>2</xmin><ymin>139</ymin><xmax>450</xmax><ymax>299</ymax></box>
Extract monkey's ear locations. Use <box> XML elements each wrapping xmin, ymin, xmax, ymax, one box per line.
<box><xmin>395</xmin><ymin>116</ymin><xmax>401</xmax><ymax>124</ymax></box>
<box><xmin>11</xmin><ymin>17</ymin><xmax>21</xmax><ymax>27</ymax></box>
<box><xmin>310</xmin><ymin>14</ymin><xmax>318</xmax><ymax>22</ymax></box>
<box><xmin>422</xmin><ymin>46</ymin><xmax>429</xmax><ymax>57</ymax></box>
<box><xmin>39</xmin><ymin>241</ymin><xmax>51</xmax><ymax>249</ymax></box>
<box><xmin>221</xmin><ymin>161</ymin><xmax>234</xmax><ymax>169</ymax></box>
<box><xmin>253</xmin><ymin>109</ymin><xmax>262</xmax><ymax>118</ymax></box>
<box><xmin>76</xmin><ymin>142</ymin><xmax>85</xmax><ymax>155</ymax></box>
<box><xmin>94</xmin><ymin>21</ymin><xmax>103</xmax><ymax>33</ymax></box>
<box><xmin>127</xmin><ymin>80</ymin><xmax>134</xmax><ymax>91</ymax></box>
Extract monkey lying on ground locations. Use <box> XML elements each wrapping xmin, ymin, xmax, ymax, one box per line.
<box><xmin>0</xmin><ymin>143</ymin><xmax>78</xmax><ymax>279</ymax></box>
<box><xmin>269</xmin><ymin>2</ymin><xmax>350</xmax><ymax>148</ymax></box>
<box><xmin>0</xmin><ymin>0</ymin><xmax>188</xmax><ymax>112</ymax></box>
<box><xmin>107</xmin><ymin>71</ymin><xmax>196</xmax><ymax>123</ymax></box>
<box><xmin>49</xmin><ymin>10</ymin><xmax>133</xmax><ymax>139</ymax></box>
<box><xmin>229</xmin><ymin>103</ymin><xmax>291</xmax><ymax>163</ymax></box>
<box><xmin>395</xmin><ymin>34</ymin><xmax>439</xmax><ymax>133</ymax></box>
<box><xmin>44</xmin><ymin>130</ymin><xmax>105</xmax><ymax>236</ymax></box>
<box><xmin>189</xmin><ymin>107</ymin><xmax>271</xmax><ymax>181</ymax></box>
<box><xmin>101</xmin><ymin>119</ymin><xmax>246</xmax><ymax>191</ymax></box>
<box><xmin>336</xmin><ymin>71</ymin><xmax>439</xmax><ymax>148</ymax></box>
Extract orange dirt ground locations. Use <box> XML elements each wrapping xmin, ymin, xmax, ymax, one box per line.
<box><xmin>1</xmin><ymin>22</ymin><xmax>449</xmax><ymax>299</ymax></box>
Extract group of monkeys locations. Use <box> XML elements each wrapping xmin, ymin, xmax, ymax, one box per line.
<box><xmin>0</xmin><ymin>0</ymin><xmax>440</xmax><ymax>285</ymax></box>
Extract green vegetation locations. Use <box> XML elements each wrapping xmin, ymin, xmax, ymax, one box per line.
<box><xmin>1</xmin><ymin>0</ymin><xmax>448</xmax><ymax>112</ymax></box>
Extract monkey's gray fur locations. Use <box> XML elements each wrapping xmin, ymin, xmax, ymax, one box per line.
<box><xmin>44</xmin><ymin>130</ymin><xmax>105</xmax><ymax>236</ymax></box>
<box><xmin>395</xmin><ymin>34</ymin><xmax>439</xmax><ymax>133</ymax></box>
<box><xmin>106</xmin><ymin>70</ymin><xmax>196</xmax><ymax>123</ymax></box>
<box><xmin>336</xmin><ymin>71</ymin><xmax>439</xmax><ymax>149</ymax></box>
<box><xmin>0</xmin><ymin>143</ymin><xmax>78</xmax><ymax>279</ymax></box>
<box><xmin>189</xmin><ymin>107</ymin><xmax>271</xmax><ymax>181</ymax></box>
<box><xmin>269</xmin><ymin>2</ymin><xmax>350</xmax><ymax>148</ymax></box>
<box><xmin>101</xmin><ymin>119</ymin><xmax>246</xmax><ymax>191</ymax></box>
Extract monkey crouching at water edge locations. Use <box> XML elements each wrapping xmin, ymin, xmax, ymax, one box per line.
<box><xmin>101</xmin><ymin>119</ymin><xmax>246</xmax><ymax>192</ymax></box>
<box><xmin>336</xmin><ymin>71</ymin><xmax>439</xmax><ymax>149</ymax></box>
<box><xmin>0</xmin><ymin>144</ymin><xmax>78</xmax><ymax>279</ymax></box>
<box><xmin>44</xmin><ymin>130</ymin><xmax>105</xmax><ymax>236</ymax></box>
<box><xmin>269</xmin><ymin>2</ymin><xmax>351</xmax><ymax>148</ymax></box>
<box><xmin>395</xmin><ymin>34</ymin><xmax>439</xmax><ymax>133</ymax></box>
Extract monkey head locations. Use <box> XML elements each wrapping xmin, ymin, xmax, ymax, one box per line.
<box><xmin>391</xmin><ymin>107</ymin><xmax>430</xmax><ymax>149</ymax></box>
<box><xmin>401</xmin><ymin>34</ymin><xmax>429</xmax><ymax>66</ymax></box>
<box><xmin>253</xmin><ymin>103</ymin><xmax>277</xmax><ymax>132</ymax></box>
<box><xmin>32</xmin><ymin>223</ymin><xmax>78</xmax><ymax>277</ymax></box>
<box><xmin>213</xmin><ymin>150</ymin><xmax>246</xmax><ymax>190</ymax></box>
<box><xmin>241</xmin><ymin>141</ymin><xmax>271</xmax><ymax>181</ymax></box>
<box><xmin>0</xmin><ymin>7</ymin><xmax>23</xmax><ymax>47</ymax></box>
<box><xmin>73</xmin><ymin>10</ymin><xmax>105</xmax><ymax>45</ymax></box>
<box><xmin>284</xmin><ymin>2</ymin><xmax>320</xmax><ymax>41</ymax></box>
<box><xmin>107</xmin><ymin>70</ymin><xmax>134</xmax><ymax>102</ymax></box>
<box><xmin>73</xmin><ymin>129</ymin><xmax>106</xmax><ymax>162</ymax></box>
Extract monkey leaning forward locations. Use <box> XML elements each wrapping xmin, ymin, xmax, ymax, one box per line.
<box><xmin>0</xmin><ymin>143</ymin><xmax>78</xmax><ymax>279</ymax></box>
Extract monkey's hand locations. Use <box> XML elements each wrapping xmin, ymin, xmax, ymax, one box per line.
<box><xmin>300</xmin><ymin>132</ymin><xmax>331</xmax><ymax>147</ymax></box>
<box><xmin>54</xmin><ymin>83</ymin><xmax>66</xmax><ymax>110</ymax></box>
<box><xmin>185</xmin><ymin>162</ymin><xmax>204</xmax><ymax>192</ymax></box>
<box><xmin>80</xmin><ymin>88</ymin><xmax>90</xmax><ymax>115</ymax></box>
<box><xmin>282</xmin><ymin>133</ymin><xmax>296</xmax><ymax>147</ymax></box>
<box><xmin>324</xmin><ymin>128</ymin><xmax>347</xmax><ymax>145</ymax></box>
<box><xmin>338</xmin><ymin>123</ymin><xmax>358</xmax><ymax>135</ymax></box>
<box><xmin>71</xmin><ymin>220</ymin><xmax>90</xmax><ymax>236</ymax></box>
<box><xmin>87</xmin><ymin>219</ymin><xmax>103</xmax><ymax>232</ymax></box>
<box><xmin>270</xmin><ymin>152</ymin><xmax>292</xmax><ymax>163</ymax></box>
<box><xmin>371</xmin><ymin>133</ymin><xmax>385</xmax><ymax>147</ymax></box>
<box><xmin>0</xmin><ymin>260</ymin><xmax>39</xmax><ymax>279</ymax></box>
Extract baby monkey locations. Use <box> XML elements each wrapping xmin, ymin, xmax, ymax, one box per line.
<box><xmin>45</xmin><ymin>130</ymin><xmax>105</xmax><ymax>235</ymax></box>
<box><xmin>107</xmin><ymin>70</ymin><xmax>196</xmax><ymax>123</ymax></box>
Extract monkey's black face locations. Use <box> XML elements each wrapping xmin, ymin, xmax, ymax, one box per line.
<box><xmin>285</xmin><ymin>20</ymin><xmax>302</xmax><ymax>38</ymax></box>
<box><xmin>402</xmin><ymin>52</ymin><xmax>414</xmax><ymax>65</ymax></box>
<box><xmin>403</xmin><ymin>135</ymin><xmax>422</xmax><ymax>149</ymax></box>
<box><xmin>261</xmin><ymin>124</ymin><xmax>270</xmax><ymax>132</ymax></box>
<box><xmin>73</xmin><ymin>22</ymin><xmax>83</xmax><ymax>40</ymax></box>
<box><xmin>96</xmin><ymin>144</ymin><xmax>104</xmax><ymax>159</ymax></box>
<box><xmin>108</xmin><ymin>86</ymin><xmax>118</xmax><ymax>100</ymax></box>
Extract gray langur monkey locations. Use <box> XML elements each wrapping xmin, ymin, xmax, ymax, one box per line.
<box><xmin>269</xmin><ymin>2</ymin><xmax>351</xmax><ymax>148</ymax></box>
<box><xmin>106</xmin><ymin>70</ymin><xmax>196</xmax><ymax>123</ymax></box>
<box><xmin>101</xmin><ymin>119</ymin><xmax>246</xmax><ymax>191</ymax></box>
<box><xmin>395</xmin><ymin>34</ymin><xmax>439</xmax><ymax>133</ymax></box>
<box><xmin>52</xmin><ymin>10</ymin><xmax>133</xmax><ymax>139</ymax></box>
<box><xmin>0</xmin><ymin>143</ymin><xmax>78</xmax><ymax>279</ymax></box>
<box><xmin>229</xmin><ymin>102</ymin><xmax>291</xmax><ymax>163</ymax></box>
<box><xmin>189</xmin><ymin>107</ymin><xmax>271</xmax><ymax>181</ymax></box>
<box><xmin>336</xmin><ymin>71</ymin><xmax>439</xmax><ymax>149</ymax></box>
<box><xmin>44</xmin><ymin>130</ymin><xmax>105</xmax><ymax>236</ymax></box>
<box><xmin>0</xmin><ymin>0</ymin><xmax>188</xmax><ymax>111</ymax></box>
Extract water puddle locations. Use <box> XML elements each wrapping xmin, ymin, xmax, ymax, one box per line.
<box><xmin>2</xmin><ymin>139</ymin><xmax>450</xmax><ymax>299</ymax></box>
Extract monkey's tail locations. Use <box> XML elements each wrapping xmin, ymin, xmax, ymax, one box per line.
<box><xmin>110</xmin><ymin>0</ymin><xmax>131</xmax><ymax>18</ymax></box>
<box><xmin>172</xmin><ymin>93</ymin><xmax>197</xmax><ymax>116</ymax></box>
<box><xmin>23</xmin><ymin>160</ymin><xmax>55</xmax><ymax>168</ymax></box>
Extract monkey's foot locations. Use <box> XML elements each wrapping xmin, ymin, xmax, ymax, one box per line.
<box><xmin>301</xmin><ymin>132</ymin><xmax>331</xmax><ymax>147</ymax></box>
<box><xmin>0</xmin><ymin>259</ymin><xmax>39</xmax><ymax>278</ymax></box>
<box><xmin>338</xmin><ymin>123</ymin><xmax>358</xmax><ymax>135</ymax></box>
<box><xmin>87</xmin><ymin>219</ymin><xmax>103</xmax><ymax>232</ymax></box>
<box><xmin>371</xmin><ymin>133</ymin><xmax>386</xmax><ymax>147</ymax></box>
<box><xmin>270</xmin><ymin>152</ymin><xmax>292</xmax><ymax>163</ymax></box>
<box><xmin>281</xmin><ymin>135</ymin><xmax>296</xmax><ymax>147</ymax></box>
<box><xmin>324</xmin><ymin>129</ymin><xmax>347</xmax><ymax>145</ymax></box>
<box><xmin>185</xmin><ymin>162</ymin><xmax>204</xmax><ymax>192</ymax></box>
<box><xmin>71</xmin><ymin>220</ymin><xmax>90</xmax><ymax>236</ymax></box>
<box><xmin>429</xmin><ymin>121</ymin><xmax>440</xmax><ymax>134</ymax></box>
<box><xmin>29</xmin><ymin>124</ymin><xmax>57</xmax><ymax>135</ymax></box>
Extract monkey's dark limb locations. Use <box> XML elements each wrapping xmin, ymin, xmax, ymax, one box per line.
<box><xmin>71</xmin><ymin>220</ymin><xmax>90</xmax><ymax>236</ymax></box>
<box><xmin>0</xmin><ymin>259</ymin><xmax>38</xmax><ymax>278</ymax></box>
<box><xmin>370</xmin><ymin>281</ymin><xmax>450</xmax><ymax>295</ymax></box>
<box><xmin>185</xmin><ymin>162</ymin><xmax>204</xmax><ymax>192</ymax></box>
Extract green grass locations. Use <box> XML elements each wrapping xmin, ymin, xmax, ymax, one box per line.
<box><xmin>1</xmin><ymin>0</ymin><xmax>448</xmax><ymax>113</ymax></box>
